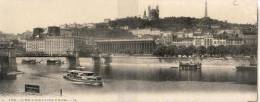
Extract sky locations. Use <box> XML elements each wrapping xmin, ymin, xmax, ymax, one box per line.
<box><xmin>0</xmin><ymin>0</ymin><xmax>257</xmax><ymax>34</ymax></box>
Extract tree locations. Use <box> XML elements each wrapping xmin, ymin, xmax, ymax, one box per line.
<box><xmin>197</xmin><ymin>46</ymin><xmax>206</xmax><ymax>57</ymax></box>
<box><xmin>165</xmin><ymin>45</ymin><xmax>177</xmax><ymax>56</ymax></box>
<box><xmin>153</xmin><ymin>45</ymin><xmax>167</xmax><ymax>56</ymax></box>
<box><xmin>176</xmin><ymin>45</ymin><xmax>187</xmax><ymax>57</ymax></box>
<box><xmin>227</xmin><ymin>45</ymin><xmax>240</xmax><ymax>56</ymax></box>
<box><xmin>239</xmin><ymin>45</ymin><xmax>249</xmax><ymax>56</ymax></box>
<box><xmin>207</xmin><ymin>46</ymin><xmax>216</xmax><ymax>57</ymax></box>
<box><xmin>186</xmin><ymin>45</ymin><xmax>196</xmax><ymax>57</ymax></box>
<box><xmin>215</xmin><ymin>45</ymin><xmax>226</xmax><ymax>57</ymax></box>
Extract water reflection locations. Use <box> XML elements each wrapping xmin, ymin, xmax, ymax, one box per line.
<box><xmin>89</xmin><ymin>64</ymin><xmax>256</xmax><ymax>84</ymax></box>
<box><xmin>0</xmin><ymin>57</ymin><xmax>256</xmax><ymax>96</ymax></box>
<box><xmin>236</xmin><ymin>70</ymin><xmax>257</xmax><ymax>84</ymax></box>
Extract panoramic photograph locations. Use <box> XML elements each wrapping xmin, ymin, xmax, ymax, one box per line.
<box><xmin>0</xmin><ymin>0</ymin><xmax>257</xmax><ymax>102</ymax></box>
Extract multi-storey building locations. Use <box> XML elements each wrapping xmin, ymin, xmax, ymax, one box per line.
<box><xmin>130</xmin><ymin>28</ymin><xmax>161</xmax><ymax>38</ymax></box>
<box><xmin>226</xmin><ymin>38</ymin><xmax>244</xmax><ymax>46</ymax></box>
<box><xmin>96</xmin><ymin>39</ymin><xmax>156</xmax><ymax>54</ymax></box>
<box><xmin>212</xmin><ymin>38</ymin><xmax>226</xmax><ymax>46</ymax></box>
<box><xmin>243</xmin><ymin>33</ymin><xmax>257</xmax><ymax>45</ymax></box>
<box><xmin>172</xmin><ymin>38</ymin><xmax>194</xmax><ymax>47</ymax></box>
<box><xmin>172</xmin><ymin>33</ymin><xmax>214</xmax><ymax>47</ymax></box>
<box><xmin>26</xmin><ymin>37</ymin><xmax>86</xmax><ymax>55</ymax></box>
<box><xmin>193</xmin><ymin>35</ymin><xmax>205</xmax><ymax>47</ymax></box>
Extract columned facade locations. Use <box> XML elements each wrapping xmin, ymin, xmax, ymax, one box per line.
<box><xmin>96</xmin><ymin>39</ymin><xmax>156</xmax><ymax>54</ymax></box>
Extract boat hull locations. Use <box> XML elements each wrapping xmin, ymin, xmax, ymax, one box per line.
<box><xmin>236</xmin><ymin>66</ymin><xmax>257</xmax><ymax>71</ymax></box>
<box><xmin>63</xmin><ymin>76</ymin><xmax>103</xmax><ymax>86</ymax></box>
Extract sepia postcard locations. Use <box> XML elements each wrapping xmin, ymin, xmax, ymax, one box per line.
<box><xmin>0</xmin><ymin>0</ymin><xmax>258</xmax><ymax>102</ymax></box>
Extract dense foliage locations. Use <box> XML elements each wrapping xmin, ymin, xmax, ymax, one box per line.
<box><xmin>108</xmin><ymin>17</ymin><xmax>255</xmax><ymax>32</ymax></box>
<box><xmin>78</xmin><ymin>23</ymin><xmax>136</xmax><ymax>39</ymax></box>
<box><xmin>153</xmin><ymin>45</ymin><xmax>257</xmax><ymax>57</ymax></box>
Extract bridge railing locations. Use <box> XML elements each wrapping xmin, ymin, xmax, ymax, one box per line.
<box><xmin>16</xmin><ymin>53</ymin><xmax>75</xmax><ymax>57</ymax></box>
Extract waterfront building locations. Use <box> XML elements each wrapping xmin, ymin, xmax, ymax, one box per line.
<box><xmin>130</xmin><ymin>28</ymin><xmax>161</xmax><ymax>37</ymax></box>
<box><xmin>96</xmin><ymin>39</ymin><xmax>156</xmax><ymax>54</ymax></box>
<box><xmin>226</xmin><ymin>38</ymin><xmax>244</xmax><ymax>46</ymax></box>
<box><xmin>172</xmin><ymin>33</ymin><xmax>213</xmax><ymax>47</ymax></box>
<box><xmin>193</xmin><ymin>34</ymin><xmax>206</xmax><ymax>47</ymax></box>
<box><xmin>157</xmin><ymin>32</ymin><xmax>173</xmax><ymax>45</ymax></box>
<box><xmin>243</xmin><ymin>33</ymin><xmax>257</xmax><ymax>45</ymax></box>
<box><xmin>172</xmin><ymin>38</ymin><xmax>194</xmax><ymax>47</ymax></box>
<box><xmin>26</xmin><ymin>37</ymin><xmax>86</xmax><ymax>55</ymax></box>
<box><xmin>212</xmin><ymin>38</ymin><xmax>226</xmax><ymax>46</ymax></box>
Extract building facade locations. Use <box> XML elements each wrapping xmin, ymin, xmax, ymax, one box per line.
<box><xmin>96</xmin><ymin>39</ymin><xmax>156</xmax><ymax>54</ymax></box>
<box><xmin>26</xmin><ymin>37</ymin><xmax>85</xmax><ymax>55</ymax></box>
<box><xmin>243</xmin><ymin>34</ymin><xmax>257</xmax><ymax>45</ymax></box>
<box><xmin>143</xmin><ymin>5</ymin><xmax>160</xmax><ymax>20</ymax></box>
<box><xmin>226</xmin><ymin>38</ymin><xmax>244</xmax><ymax>46</ymax></box>
<box><xmin>212</xmin><ymin>38</ymin><xmax>226</xmax><ymax>46</ymax></box>
<box><xmin>172</xmin><ymin>38</ymin><xmax>194</xmax><ymax>47</ymax></box>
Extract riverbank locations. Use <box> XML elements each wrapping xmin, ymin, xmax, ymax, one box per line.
<box><xmin>0</xmin><ymin>81</ymin><xmax>256</xmax><ymax>102</ymax></box>
<box><xmin>78</xmin><ymin>56</ymin><xmax>253</xmax><ymax>69</ymax></box>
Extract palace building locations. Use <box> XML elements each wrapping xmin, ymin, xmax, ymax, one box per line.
<box><xmin>96</xmin><ymin>39</ymin><xmax>156</xmax><ymax>54</ymax></box>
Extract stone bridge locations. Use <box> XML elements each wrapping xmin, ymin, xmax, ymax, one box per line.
<box><xmin>0</xmin><ymin>47</ymin><xmax>17</xmax><ymax>79</ymax></box>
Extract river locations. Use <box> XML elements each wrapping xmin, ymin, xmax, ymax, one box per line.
<box><xmin>0</xmin><ymin>57</ymin><xmax>257</xmax><ymax>102</ymax></box>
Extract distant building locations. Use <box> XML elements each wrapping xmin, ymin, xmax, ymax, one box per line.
<box><xmin>17</xmin><ymin>31</ymin><xmax>33</xmax><ymax>40</ymax></box>
<box><xmin>172</xmin><ymin>38</ymin><xmax>194</xmax><ymax>47</ymax></box>
<box><xmin>193</xmin><ymin>34</ymin><xmax>206</xmax><ymax>47</ymax></box>
<box><xmin>157</xmin><ymin>32</ymin><xmax>173</xmax><ymax>45</ymax></box>
<box><xmin>226</xmin><ymin>38</ymin><xmax>244</xmax><ymax>46</ymax></box>
<box><xmin>130</xmin><ymin>28</ymin><xmax>161</xmax><ymax>37</ymax></box>
<box><xmin>96</xmin><ymin>39</ymin><xmax>156</xmax><ymax>54</ymax></box>
<box><xmin>143</xmin><ymin>5</ymin><xmax>160</xmax><ymax>20</ymax></box>
<box><xmin>0</xmin><ymin>39</ymin><xmax>14</xmax><ymax>48</ymax></box>
<box><xmin>172</xmin><ymin>32</ymin><xmax>214</xmax><ymax>47</ymax></box>
<box><xmin>212</xmin><ymin>38</ymin><xmax>226</xmax><ymax>46</ymax></box>
<box><xmin>243</xmin><ymin>33</ymin><xmax>257</xmax><ymax>45</ymax></box>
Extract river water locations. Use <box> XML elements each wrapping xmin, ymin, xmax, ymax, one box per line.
<box><xmin>0</xmin><ymin>57</ymin><xmax>257</xmax><ymax>102</ymax></box>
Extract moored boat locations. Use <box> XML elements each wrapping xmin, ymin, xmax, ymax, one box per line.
<box><xmin>236</xmin><ymin>56</ymin><xmax>257</xmax><ymax>71</ymax></box>
<box><xmin>22</xmin><ymin>59</ymin><xmax>37</xmax><ymax>64</ymax></box>
<box><xmin>47</xmin><ymin>60</ymin><xmax>62</xmax><ymax>65</ymax></box>
<box><xmin>236</xmin><ymin>65</ymin><xmax>257</xmax><ymax>70</ymax></box>
<box><xmin>179</xmin><ymin>62</ymin><xmax>202</xmax><ymax>70</ymax></box>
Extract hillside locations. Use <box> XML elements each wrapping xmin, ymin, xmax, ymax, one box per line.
<box><xmin>108</xmin><ymin>17</ymin><xmax>256</xmax><ymax>32</ymax></box>
<box><xmin>78</xmin><ymin>23</ymin><xmax>136</xmax><ymax>39</ymax></box>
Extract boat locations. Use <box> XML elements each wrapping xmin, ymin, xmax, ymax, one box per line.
<box><xmin>236</xmin><ymin>56</ymin><xmax>257</xmax><ymax>71</ymax></box>
<box><xmin>178</xmin><ymin>56</ymin><xmax>202</xmax><ymax>70</ymax></box>
<box><xmin>76</xmin><ymin>66</ymin><xmax>85</xmax><ymax>69</ymax></box>
<box><xmin>63</xmin><ymin>70</ymin><xmax>103</xmax><ymax>86</ymax></box>
<box><xmin>236</xmin><ymin>66</ymin><xmax>257</xmax><ymax>70</ymax></box>
<box><xmin>179</xmin><ymin>61</ymin><xmax>202</xmax><ymax>70</ymax></box>
<box><xmin>47</xmin><ymin>60</ymin><xmax>62</xmax><ymax>65</ymax></box>
<box><xmin>22</xmin><ymin>59</ymin><xmax>37</xmax><ymax>64</ymax></box>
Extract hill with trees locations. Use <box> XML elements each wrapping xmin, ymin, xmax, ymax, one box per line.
<box><xmin>108</xmin><ymin>17</ymin><xmax>256</xmax><ymax>32</ymax></box>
